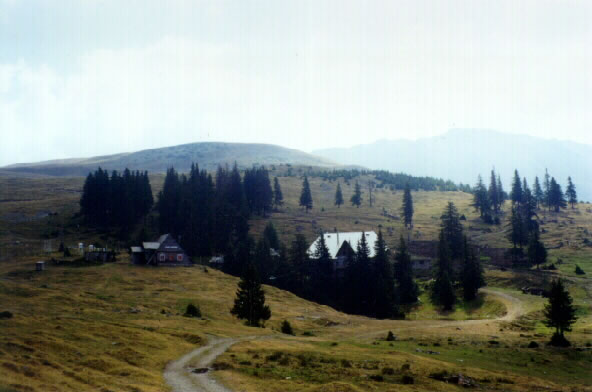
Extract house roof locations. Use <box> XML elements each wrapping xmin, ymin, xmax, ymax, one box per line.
<box><xmin>308</xmin><ymin>231</ymin><xmax>379</xmax><ymax>259</ymax></box>
<box><xmin>130</xmin><ymin>246</ymin><xmax>143</xmax><ymax>253</ymax></box>
<box><xmin>143</xmin><ymin>242</ymin><xmax>161</xmax><ymax>250</ymax></box>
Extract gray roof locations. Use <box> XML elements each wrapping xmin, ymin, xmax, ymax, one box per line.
<box><xmin>157</xmin><ymin>234</ymin><xmax>169</xmax><ymax>244</ymax></box>
<box><xmin>143</xmin><ymin>242</ymin><xmax>160</xmax><ymax>250</ymax></box>
<box><xmin>130</xmin><ymin>246</ymin><xmax>143</xmax><ymax>253</ymax></box>
<box><xmin>308</xmin><ymin>231</ymin><xmax>379</xmax><ymax>259</ymax></box>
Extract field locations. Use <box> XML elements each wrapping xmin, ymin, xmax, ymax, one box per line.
<box><xmin>1</xmin><ymin>170</ymin><xmax>592</xmax><ymax>391</ymax></box>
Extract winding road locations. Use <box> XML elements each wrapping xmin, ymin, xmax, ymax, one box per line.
<box><xmin>164</xmin><ymin>288</ymin><xmax>525</xmax><ymax>392</ymax></box>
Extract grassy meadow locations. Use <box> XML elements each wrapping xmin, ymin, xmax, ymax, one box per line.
<box><xmin>0</xmin><ymin>169</ymin><xmax>591</xmax><ymax>391</ymax></box>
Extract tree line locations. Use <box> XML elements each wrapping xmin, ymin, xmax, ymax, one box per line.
<box><xmin>80</xmin><ymin>167</ymin><xmax>153</xmax><ymax>233</ymax></box>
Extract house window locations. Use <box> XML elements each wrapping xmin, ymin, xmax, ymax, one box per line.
<box><xmin>159</xmin><ymin>253</ymin><xmax>165</xmax><ymax>262</ymax></box>
<box><xmin>169</xmin><ymin>254</ymin><xmax>174</xmax><ymax>261</ymax></box>
<box><xmin>177</xmin><ymin>254</ymin><xmax>183</xmax><ymax>262</ymax></box>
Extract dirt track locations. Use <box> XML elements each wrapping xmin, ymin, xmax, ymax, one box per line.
<box><xmin>164</xmin><ymin>289</ymin><xmax>525</xmax><ymax>392</ymax></box>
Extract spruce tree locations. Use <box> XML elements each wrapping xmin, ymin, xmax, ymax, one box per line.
<box><xmin>548</xmin><ymin>177</ymin><xmax>566</xmax><ymax>212</ymax></box>
<box><xmin>544</xmin><ymin>279</ymin><xmax>577</xmax><ymax>346</ymax></box>
<box><xmin>334</xmin><ymin>182</ymin><xmax>344</xmax><ymax>208</ymax></box>
<box><xmin>507</xmin><ymin>205</ymin><xmax>526</xmax><ymax>250</ymax></box>
<box><xmin>231</xmin><ymin>262</ymin><xmax>271</xmax><ymax>327</ymax></box>
<box><xmin>488</xmin><ymin>170</ymin><xmax>499</xmax><ymax>213</ymax></box>
<box><xmin>472</xmin><ymin>175</ymin><xmax>490</xmax><ymax>219</ymax></box>
<box><xmin>527</xmin><ymin>230</ymin><xmax>547</xmax><ymax>269</ymax></box>
<box><xmin>263</xmin><ymin>221</ymin><xmax>280</xmax><ymax>250</ymax></box>
<box><xmin>350</xmin><ymin>181</ymin><xmax>362</xmax><ymax>207</ymax></box>
<box><xmin>273</xmin><ymin>177</ymin><xmax>284</xmax><ymax>209</ymax></box>
<box><xmin>440</xmin><ymin>202</ymin><xmax>464</xmax><ymax>260</ymax></box>
<box><xmin>566</xmin><ymin>177</ymin><xmax>577</xmax><ymax>209</ymax></box>
<box><xmin>394</xmin><ymin>236</ymin><xmax>418</xmax><ymax>305</ymax></box>
<box><xmin>533</xmin><ymin>176</ymin><xmax>544</xmax><ymax>209</ymax></box>
<box><xmin>496</xmin><ymin>174</ymin><xmax>505</xmax><ymax>209</ymax></box>
<box><xmin>372</xmin><ymin>230</ymin><xmax>397</xmax><ymax>318</ymax></box>
<box><xmin>401</xmin><ymin>183</ymin><xmax>414</xmax><ymax>227</ymax></box>
<box><xmin>510</xmin><ymin>170</ymin><xmax>523</xmax><ymax>205</ymax></box>
<box><xmin>289</xmin><ymin>234</ymin><xmax>310</xmax><ymax>296</ymax></box>
<box><xmin>543</xmin><ymin>169</ymin><xmax>551</xmax><ymax>211</ymax></box>
<box><xmin>299</xmin><ymin>176</ymin><xmax>313</xmax><ymax>212</ymax></box>
<box><xmin>432</xmin><ymin>230</ymin><xmax>456</xmax><ymax>310</ymax></box>
<box><xmin>460</xmin><ymin>237</ymin><xmax>484</xmax><ymax>301</ymax></box>
<box><xmin>312</xmin><ymin>232</ymin><xmax>333</xmax><ymax>303</ymax></box>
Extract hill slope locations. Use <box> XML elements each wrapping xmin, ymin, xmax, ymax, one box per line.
<box><xmin>1</xmin><ymin>142</ymin><xmax>336</xmax><ymax>177</ymax></box>
<box><xmin>314</xmin><ymin>129</ymin><xmax>592</xmax><ymax>201</ymax></box>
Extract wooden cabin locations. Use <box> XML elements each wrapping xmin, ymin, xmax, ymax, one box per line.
<box><xmin>130</xmin><ymin>234</ymin><xmax>192</xmax><ymax>266</ymax></box>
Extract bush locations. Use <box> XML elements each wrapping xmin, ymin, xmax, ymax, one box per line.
<box><xmin>527</xmin><ymin>341</ymin><xmax>539</xmax><ymax>348</ymax></box>
<box><xmin>183</xmin><ymin>303</ymin><xmax>201</xmax><ymax>318</ymax></box>
<box><xmin>281</xmin><ymin>320</ymin><xmax>294</xmax><ymax>335</ymax></box>
<box><xmin>302</xmin><ymin>331</ymin><xmax>315</xmax><ymax>336</ymax></box>
<box><xmin>575</xmin><ymin>265</ymin><xmax>585</xmax><ymax>275</ymax></box>
<box><xmin>386</xmin><ymin>331</ymin><xmax>396</xmax><ymax>341</ymax></box>
<box><xmin>401</xmin><ymin>374</ymin><xmax>414</xmax><ymax>384</ymax></box>
<box><xmin>401</xmin><ymin>363</ymin><xmax>410</xmax><ymax>371</ymax></box>
<box><xmin>340</xmin><ymin>359</ymin><xmax>352</xmax><ymax>368</ymax></box>
<box><xmin>382</xmin><ymin>367</ymin><xmax>395</xmax><ymax>375</ymax></box>
<box><xmin>369</xmin><ymin>374</ymin><xmax>384</xmax><ymax>382</ymax></box>
<box><xmin>482</xmin><ymin>214</ymin><xmax>493</xmax><ymax>224</ymax></box>
<box><xmin>460</xmin><ymin>215</ymin><xmax>466</xmax><ymax>221</ymax></box>
<box><xmin>0</xmin><ymin>311</ymin><xmax>13</xmax><ymax>319</ymax></box>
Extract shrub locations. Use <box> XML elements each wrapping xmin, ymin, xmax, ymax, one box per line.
<box><xmin>369</xmin><ymin>374</ymin><xmax>384</xmax><ymax>382</ymax></box>
<box><xmin>281</xmin><ymin>320</ymin><xmax>294</xmax><ymax>335</ymax></box>
<box><xmin>575</xmin><ymin>265</ymin><xmax>585</xmax><ymax>275</ymax></box>
<box><xmin>183</xmin><ymin>303</ymin><xmax>201</xmax><ymax>318</ymax></box>
<box><xmin>266</xmin><ymin>352</ymin><xmax>283</xmax><ymax>362</ymax></box>
<box><xmin>527</xmin><ymin>341</ymin><xmax>539</xmax><ymax>348</ymax></box>
<box><xmin>381</xmin><ymin>367</ymin><xmax>395</xmax><ymax>375</ymax></box>
<box><xmin>401</xmin><ymin>363</ymin><xmax>410</xmax><ymax>371</ymax></box>
<box><xmin>482</xmin><ymin>214</ymin><xmax>493</xmax><ymax>224</ymax></box>
<box><xmin>340</xmin><ymin>359</ymin><xmax>352</xmax><ymax>368</ymax></box>
<box><xmin>401</xmin><ymin>374</ymin><xmax>414</xmax><ymax>384</ymax></box>
<box><xmin>302</xmin><ymin>331</ymin><xmax>315</xmax><ymax>336</ymax></box>
<box><xmin>386</xmin><ymin>331</ymin><xmax>396</xmax><ymax>341</ymax></box>
<box><xmin>0</xmin><ymin>311</ymin><xmax>13</xmax><ymax>319</ymax></box>
<box><xmin>460</xmin><ymin>214</ymin><xmax>466</xmax><ymax>220</ymax></box>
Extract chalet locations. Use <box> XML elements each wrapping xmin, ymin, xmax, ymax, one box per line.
<box><xmin>308</xmin><ymin>231</ymin><xmax>379</xmax><ymax>270</ymax></box>
<box><xmin>130</xmin><ymin>234</ymin><xmax>192</xmax><ymax>266</ymax></box>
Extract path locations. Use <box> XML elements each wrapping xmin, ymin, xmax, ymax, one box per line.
<box><xmin>165</xmin><ymin>288</ymin><xmax>526</xmax><ymax>392</ymax></box>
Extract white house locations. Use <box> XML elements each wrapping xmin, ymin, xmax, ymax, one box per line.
<box><xmin>308</xmin><ymin>231</ymin><xmax>380</xmax><ymax>270</ymax></box>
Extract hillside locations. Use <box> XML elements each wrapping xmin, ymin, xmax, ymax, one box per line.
<box><xmin>1</xmin><ymin>142</ymin><xmax>336</xmax><ymax>177</ymax></box>
<box><xmin>313</xmin><ymin>129</ymin><xmax>592</xmax><ymax>201</ymax></box>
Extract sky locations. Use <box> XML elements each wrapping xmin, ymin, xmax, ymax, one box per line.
<box><xmin>0</xmin><ymin>0</ymin><xmax>591</xmax><ymax>166</ymax></box>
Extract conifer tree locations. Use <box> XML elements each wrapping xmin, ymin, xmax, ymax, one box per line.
<box><xmin>496</xmin><ymin>174</ymin><xmax>505</xmax><ymax>209</ymax></box>
<box><xmin>394</xmin><ymin>236</ymin><xmax>418</xmax><ymax>305</ymax></box>
<box><xmin>299</xmin><ymin>176</ymin><xmax>313</xmax><ymax>212</ymax></box>
<box><xmin>231</xmin><ymin>262</ymin><xmax>271</xmax><ymax>327</ymax></box>
<box><xmin>507</xmin><ymin>205</ymin><xmax>526</xmax><ymax>250</ymax></box>
<box><xmin>334</xmin><ymin>182</ymin><xmax>344</xmax><ymax>208</ymax></box>
<box><xmin>566</xmin><ymin>177</ymin><xmax>577</xmax><ymax>209</ymax></box>
<box><xmin>432</xmin><ymin>230</ymin><xmax>456</xmax><ymax>310</ymax></box>
<box><xmin>548</xmin><ymin>177</ymin><xmax>567</xmax><ymax>212</ymax></box>
<box><xmin>440</xmin><ymin>202</ymin><xmax>464</xmax><ymax>260</ymax></box>
<box><xmin>289</xmin><ymin>234</ymin><xmax>310</xmax><ymax>296</ymax></box>
<box><xmin>371</xmin><ymin>230</ymin><xmax>397</xmax><ymax>318</ymax></box>
<box><xmin>527</xmin><ymin>230</ymin><xmax>547</xmax><ymax>269</ymax></box>
<box><xmin>543</xmin><ymin>169</ymin><xmax>551</xmax><ymax>211</ymax></box>
<box><xmin>311</xmin><ymin>232</ymin><xmax>333</xmax><ymax>303</ymax></box>
<box><xmin>350</xmin><ymin>181</ymin><xmax>362</xmax><ymax>207</ymax></box>
<box><xmin>253</xmin><ymin>237</ymin><xmax>274</xmax><ymax>282</ymax></box>
<box><xmin>544</xmin><ymin>279</ymin><xmax>577</xmax><ymax>346</ymax></box>
<box><xmin>533</xmin><ymin>176</ymin><xmax>544</xmax><ymax>209</ymax></box>
<box><xmin>472</xmin><ymin>175</ymin><xmax>490</xmax><ymax>218</ymax></box>
<box><xmin>263</xmin><ymin>221</ymin><xmax>280</xmax><ymax>250</ymax></box>
<box><xmin>401</xmin><ymin>183</ymin><xmax>414</xmax><ymax>227</ymax></box>
<box><xmin>510</xmin><ymin>170</ymin><xmax>523</xmax><ymax>205</ymax></box>
<box><xmin>460</xmin><ymin>237</ymin><xmax>484</xmax><ymax>301</ymax></box>
<box><xmin>488</xmin><ymin>170</ymin><xmax>500</xmax><ymax>213</ymax></box>
<box><xmin>273</xmin><ymin>177</ymin><xmax>284</xmax><ymax>209</ymax></box>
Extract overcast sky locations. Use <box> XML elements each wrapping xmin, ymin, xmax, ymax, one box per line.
<box><xmin>1</xmin><ymin>0</ymin><xmax>590</xmax><ymax>166</ymax></box>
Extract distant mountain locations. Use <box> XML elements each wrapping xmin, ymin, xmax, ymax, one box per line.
<box><xmin>314</xmin><ymin>129</ymin><xmax>592</xmax><ymax>201</ymax></box>
<box><xmin>1</xmin><ymin>142</ymin><xmax>336</xmax><ymax>177</ymax></box>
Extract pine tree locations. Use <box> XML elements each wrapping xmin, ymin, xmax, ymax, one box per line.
<box><xmin>401</xmin><ymin>183</ymin><xmax>414</xmax><ymax>227</ymax></box>
<box><xmin>273</xmin><ymin>177</ymin><xmax>284</xmax><ymax>209</ymax></box>
<box><xmin>432</xmin><ymin>230</ymin><xmax>456</xmax><ymax>310</ymax></box>
<box><xmin>394</xmin><ymin>236</ymin><xmax>418</xmax><ymax>305</ymax></box>
<box><xmin>440</xmin><ymin>202</ymin><xmax>464</xmax><ymax>260</ymax></box>
<box><xmin>334</xmin><ymin>182</ymin><xmax>344</xmax><ymax>208</ymax></box>
<box><xmin>496</xmin><ymin>174</ymin><xmax>505</xmax><ymax>209</ymax></box>
<box><xmin>350</xmin><ymin>181</ymin><xmax>362</xmax><ymax>207</ymax></box>
<box><xmin>533</xmin><ymin>176</ymin><xmax>544</xmax><ymax>209</ymax></box>
<box><xmin>231</xmin><ymin>262</ymin><xmax>271</xmax><ymax>327</ymax></box>
<box><xmin>253</xmin><ymin>237</ymin><xmax>274</xmax><ymax>282</ymax></box>
<box><xmin>543</xmin><ymin>169</ymin><xmax>551</xmax><ymax>211</ymax></box>
<box><xmin>488</xmin><ymin>170</ymin><xmax>499</xmax><ymax>213</ymax></box>
<box><xmin>527</xmin><ymin>230</ymin><xmax>547</xmax><ymax>269</ymax></box>
<box><xmin>472</xmin><ymin>175</ymin><xmax>490</xmax><ymax>219</ymax></box>
<box><xmin>548</xmin><ymin>177</ymin><xmax>567</xmax><ymax>212</ymax></box>
<box><xmin>507</xmin><ymin>205</ymin><xmax>526</xmax><ymax>250</ymax></box>
<box><xmin>460</xmin><ymin>237</ymin><xmax>484</xmax><ymax>301</ymax></box>
<box><xmin>263</xmin><ymin>221</ymin><xmax>280</xmax><ymax>250</ymax></box>
<box><xmin>510</xmin><ymin>170</ymin><xmax>523</xmax><ymax>205</ymax></box>
<box><xmin>566</xmin><ymin>177</ymin><xmax>577</xmax><ymax>209</ymax></box>
<box><xmin>372</xmin><ymin>230</ymin><xmax>397</xmax><ymax>318</ymax></box>
<box><xmin>299</xmin><ymin>176</ymin><xmax>313</xmax><ymax>212</ymax></box>
<box><xmin>311</xmin><ymin>232</ymin><xmax>333</xmax><ymax>303</ymax></box>
<box><xmin>544</xmin><ymin>279</ymin><xmax>577</xmax><ymax>346</ymax></box>
<box><xmin>289</xmin><ymin>234</ymin><xmax>310</xmax><ymax>296</ymax></box>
